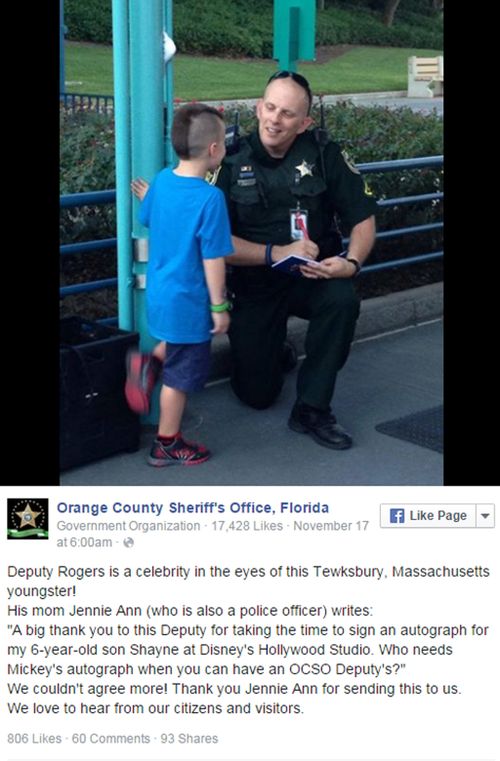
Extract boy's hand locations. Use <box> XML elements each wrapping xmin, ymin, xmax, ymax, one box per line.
<box><xmin>210</xmin><ymin>311</ymin><xmax>230</xmax><ymax>335</ymax></box>
<box><xmin>131</xmin><ymin>177</ymin><xmax>150</xmax><ymax>201</ymax></box>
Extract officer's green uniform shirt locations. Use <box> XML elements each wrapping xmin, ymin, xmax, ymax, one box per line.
<box><xmin>215</xmin><ymin>128</ymin><xmax>377</xmax><ymax>251</ymax></box>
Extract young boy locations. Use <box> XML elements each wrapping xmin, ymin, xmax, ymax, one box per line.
<box><xmin>126</xmin><ymin>103</ymin><xmax>233</xmax><ymax>466</ymax></box>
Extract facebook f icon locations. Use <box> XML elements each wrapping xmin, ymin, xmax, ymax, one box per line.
<box><xmin>390</xmin><ymin>508</ymin><xmax>405</xmax><ymax>524</ymax></box>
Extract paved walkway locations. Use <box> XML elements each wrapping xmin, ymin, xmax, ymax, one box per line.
<box><xmin>206</xmin><ymin>91</ymin><xmax>443</xmax><ymax>117</ymax></box>
<box><xmin>60</xmin><ymin>316</ymin><xmax>443</xmax><ymax>487</ymax></box>
<box><xmin>321</xmin><ymin>91</ymin><xmax>443</xmax><ymax>116</ymax></box>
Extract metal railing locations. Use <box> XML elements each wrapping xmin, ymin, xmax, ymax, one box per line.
<box><xmin>60</xmin><ymin>155</ymin><xmax>443</xmax><ymax>323</ymax></box>
<box><xmin>356</xmin><ymin>155</ymin><xmax>443</xmax><ymax>271</ymax></box>
<box><xmin>60</xmin><ymin>92</ymin><xmax>115</xmax><ymax>114</ymax></box>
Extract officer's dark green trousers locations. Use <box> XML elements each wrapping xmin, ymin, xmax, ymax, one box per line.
<box><xmin>228</xmin><ymin>269</ymin><xmax>360</xmax><ymax>411</ymax></box>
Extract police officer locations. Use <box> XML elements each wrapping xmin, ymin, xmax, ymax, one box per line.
<box><xmin>215</xmin><ymin>71</ymin><xmax>377</xmax><ymax>450</ymax></box>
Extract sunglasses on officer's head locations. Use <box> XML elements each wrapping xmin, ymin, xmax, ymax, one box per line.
<box><xmin>266</xmin><ymin>70</ymin><xmax>313</xmax><ymax>114</ymax></box>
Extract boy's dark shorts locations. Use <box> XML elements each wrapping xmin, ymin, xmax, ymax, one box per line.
<box><xmin>162</xmin><ymin>341</ymin><xmax>211</xmax><ymax>392</ymax></box>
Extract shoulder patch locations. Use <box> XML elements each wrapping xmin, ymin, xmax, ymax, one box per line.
<box><xmin>205</xmin><ymin>166</ymin><xmax>222</xmax><ymax>186</ymax></box>
<box><xmin>363</xmin><ymin>180</ymin><xmax>375</xmax><ymax>197</ymax></box>
<box><xmin>341</xmin><ymin>150</ymin><xmax>360</xmax><ymax>175</ymax></box>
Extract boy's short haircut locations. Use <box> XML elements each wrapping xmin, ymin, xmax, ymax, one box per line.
<box><xmin>172</xmin><ymin>103</ymin><xmax>225</xmax><ymax>160</ymax></box>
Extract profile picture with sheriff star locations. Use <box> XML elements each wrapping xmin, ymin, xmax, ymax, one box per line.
<box><xmin>7</xmin><ymin>499</ymin><xmax>49</xmax><ymax>540</ymax></box>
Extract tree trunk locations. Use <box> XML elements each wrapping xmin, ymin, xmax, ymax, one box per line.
<box><xmin>383</xmin><ymin>0</ymin><xmax>402</xmax><ymax>27</ymax></box>
<box><xmin>317</xmin><ymin>0</ymin><xmax>326</xmax><ymax>10</ymax></box>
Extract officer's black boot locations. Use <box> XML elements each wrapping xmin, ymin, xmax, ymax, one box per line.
<box><xmin>288</xmin><ymin>400</ymin><xmax>352</xmax><ymax>450</ymax></box>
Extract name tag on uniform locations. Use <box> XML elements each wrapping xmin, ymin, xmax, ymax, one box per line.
<box><xmin>237</xmin><ymin>165</ymin><xmax>256</xmax><ymax>187</ymax></box>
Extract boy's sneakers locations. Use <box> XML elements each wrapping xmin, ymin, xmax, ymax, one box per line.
<box><xmin>125</xmin><ymin>351</ymin><xmax>162</xmax><ymax>415</ymax></box>
<box><xmin>148</xmin><ymin>435</ymin><xmax>211</xmax><ymax>467</ymax></box>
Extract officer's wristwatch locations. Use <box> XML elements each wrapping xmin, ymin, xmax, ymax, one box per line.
<box><xmin>346</xmin><ymin>257</ymin><xmax>361</xmax><ymax>277</ymax></box>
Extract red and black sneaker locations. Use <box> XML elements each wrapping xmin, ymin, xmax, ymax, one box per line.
<box><xmin>148</xmin><ymin>435</ymin><xmax>211</xmax><ymax>467</ymax></box>
<box><xmin>125</xmin><ymin>351</ymin><xmax>162</xmax><ymax>415</ymax></box>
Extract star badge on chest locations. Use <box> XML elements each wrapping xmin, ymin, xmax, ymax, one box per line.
<box><xmin>295</xmin><ymin>159</ymin><xmax>315</xmax><ymax>178</ymax></box>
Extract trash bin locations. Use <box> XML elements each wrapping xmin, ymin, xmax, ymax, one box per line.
<box><xmin>60</xmin><ymin>316</ymin><xmax>141</xmax><ymax>471</ymax></box>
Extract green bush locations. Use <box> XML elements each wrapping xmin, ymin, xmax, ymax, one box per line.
<box><xmin>60</xmin><ymin>111</ymin><xmax>116</xmax><ymax>195</ymax></box>
<box><xmin>329</xmin><ymin>0</ymin><xmax>441</xmax><ymax>19</ymax></box>
<box><xmin>60</xmin><ymin>103</ymin><xmax>442</xmax><ymax>317</ymax></box>
<box><xmin>60</xmin><ymin>102</ymin><xmax>442</xmax><ymax>194</ymax></box>
<box><xmin>318</xmin><ymin>102</ymin><xmax>443</xmax><ymax>263</ymax></box>
<box><xmin>60</xmin><ymin>102</ymin><xmax>442</xmax><ymax>268</ymax></box>
<box><xmin>60</xmin><ymin>108</ymin><xmax>118</xmax><ymax>319</ymax></box>
<box><xmin>64</xmin><ymin>0</ymin><xmax>443</xmax><ymax>54</ymax></box>
<box><xmin>316</xmin><ymin>6</ymin><xmax>442</xmax><ymax>49</ymax></box>
<box><xmin>59</xmin><ymin>109</ymin><xmax>116</xmax><ymax>243</ymax></box>
<box><xmin>173</xmin><ymin>0</ymin><xmax>274</xmax><ymax>57</ymax></box>
<box><xmin>65</xmin><ymin>0</ymin><xmax>112</xmax><ymax>44</ymax></box>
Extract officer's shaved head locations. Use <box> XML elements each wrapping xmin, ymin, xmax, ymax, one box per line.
<box><xmin>265</xmin><ymin>70</ymin><xmax>312</xmax><ymax>115</ymax></box>
<box><xmin>172</xmin><ymin>103</ymin><xmax>225</xmax><ymax>160</ymax></box>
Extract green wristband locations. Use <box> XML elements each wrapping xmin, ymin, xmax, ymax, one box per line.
<box><xmin>210</xmin><ymin>300</ymin><xmax>231</xmax><ymax>313</ymax></box>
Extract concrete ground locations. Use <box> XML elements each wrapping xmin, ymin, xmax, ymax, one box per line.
<box><xmin>60</xmin><ymin>284</ymin><xmax>443</xmax><ymax>487</ymax></box>
<box><xmin>321</xmin><ymin>91</ymin><xmax>443</xmax><ymax>117</ymax></box>
<box><xmin>206</xmin><ymin>91</ymin><xmax>443</xmax><ymax>117</ymax></box>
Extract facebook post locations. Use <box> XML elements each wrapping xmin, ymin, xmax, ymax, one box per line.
<box><xmin>24</xmin><ymin>2</ymin><xmax>497</xmax><ymax>759</ymax></box>
<box><xmin>2</xmin><ymin>485</ymin><xmax>497</xmax><ymax>761</ymax></box>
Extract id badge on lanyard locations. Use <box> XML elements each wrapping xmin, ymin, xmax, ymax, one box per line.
<box><xmin>290</xmin><ymin>203</ymin><xmax>309</xmax><ymax>240</ymax></box>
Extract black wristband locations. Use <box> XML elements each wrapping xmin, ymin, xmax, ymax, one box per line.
<box><xmin>265</xmin><ymin>243</ymin><xmax>274</xmax><ymax>267</ymax></box>
<box><xmin>346</xmin><ymin>257</ymin><xmax>361</xmax><ymax>276</ymax></box>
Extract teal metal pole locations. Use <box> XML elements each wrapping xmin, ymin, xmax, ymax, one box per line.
<box><xmin>129</xmin><ymin>0</ymin><xmax>165</xmax><ymax>422</ymax></box>
<box><xmin>130</xmin><ymin>0</ymin><xmax>164</xmax><ymax>239</ymax></box>
<box><xmin>111</xmin><ymin>0</ymin><xmax>134</xmax><ymax>331</ymax></box>
<box><xmin>60</xmin><ymin>0</ymin><xmax>65</xmax><ymax>96</ymax></box>
<box><xmin>164</xmin><ymin>0</ymin><xmax>176</xmax><ymax>167</ymax></box>
<box><xmin>273</xmin><ymin>0</ymin><xmax>316</xmax><ymax>72</ymax></box>
<box><xmin>129</xmin><ymin>0</ymin><xmax>164</xmax><ymax>343</ymax></box>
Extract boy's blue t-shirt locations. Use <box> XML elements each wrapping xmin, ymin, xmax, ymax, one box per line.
<box><xmin>139</xmin><ymin>168</ymin><xmax>233</xmax><ymax>343</ymax></box>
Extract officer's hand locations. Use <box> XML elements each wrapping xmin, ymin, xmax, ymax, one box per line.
<box><xmin>210</xmin><ymin>311</ymin><xmax>230</xmax><ymax>335</ymax></box>
<box><xmin>300</xmin><ymin>255</ymin><xmax>357</xmax><ymax>280</ymax></box>
<box><xmin>273</xmin><ymin>240</ymin><xmax>319</xmax><ymax>262</ymax></box>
